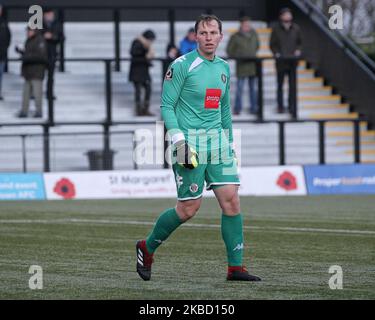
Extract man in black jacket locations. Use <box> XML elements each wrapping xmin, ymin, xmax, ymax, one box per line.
<box><xmin>270</xmin><ymin>8</ymin><xmax>302</xmax><ymax>114</ymax></box>
<box><xmin>0</xmin><ymin>5</ymin><xmax>11</xmax><ymax>100</ymax></box>
<box><xmin>16</xmin><ymin>28</ymin><xmax>48</xmax><ymax>118</ymax></box>
<box><xmin>42</xmin><ymin>8</ymin><xmax>63</xmax><ymax>100</ymax></box>
<box><xmin>129</xmin><ymin>29</ymin><xmax>156</xmax><ymax>116</ymax></box>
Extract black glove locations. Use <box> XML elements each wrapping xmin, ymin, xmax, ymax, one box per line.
<box><xmin>174</xmin><ymin>140</ymin><xmax>198</xmax><ymax>169</ymax></box>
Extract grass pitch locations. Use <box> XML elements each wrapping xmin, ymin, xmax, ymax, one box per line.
<box><xmin>0</xmin><ymin>196</ymin><xmax>374</xmax><ymax>300</ymax></box>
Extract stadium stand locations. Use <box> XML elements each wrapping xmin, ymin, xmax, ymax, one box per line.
<box><xmin>0</xmin><ymin>11</ymin><xmax>374</xmax><ymax>172</ymax></box>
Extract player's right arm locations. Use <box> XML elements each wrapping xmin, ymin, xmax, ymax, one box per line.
<box><xmin>161</xmin><ymin>59</ymin><xmax>198</xmax><ymax>169</ymax></box>
<box><xmin>160</xmin><ymin>59</ymin><xmax>187</xmax><ymax>144</ymax></box>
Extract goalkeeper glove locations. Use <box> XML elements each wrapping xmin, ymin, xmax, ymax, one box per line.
<box><xmin>174</xmin><ymin>140</ymin><xmax>198</xmax><ymax>169</ymax></box>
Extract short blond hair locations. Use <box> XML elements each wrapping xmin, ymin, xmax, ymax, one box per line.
<box><xmin>194</xmin><ymin>14</ymin><xmax>222</xmax><ymax>34</ymax></box>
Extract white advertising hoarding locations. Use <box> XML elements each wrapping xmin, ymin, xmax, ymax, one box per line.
<box><xmin>44</xmin><ymin>166</ymin><xmax>307</xmax><ymax>200</ymax></box>
<box><xmin>238</xmin><ymin>166</ymin><xmax>307</xmax><ymax>196</ymax></box>
<box><xmin>44</xmin><ymin>170</ymin><xmax>177</xmax><ymax>200</ymax></box>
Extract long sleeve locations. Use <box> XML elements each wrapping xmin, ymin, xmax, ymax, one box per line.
<box><xmin>255</xmin><ymin>31</ymin><xmax>260</xmax><ymax>53</ymax></box>
<box><xmin>296</xmin><ymin>25</ymin><xmax>303</xmax><ymax>52</ymax></box>
<box><xmin>130</xmin><ymin>40</ymin><xmax>147</xmax><ymax>60</ymax></box>
<box><xmin>221</xmin><ymin>63</ymin><xmax>233</xmax><ymax>145</ymax></box>
<box><xmin>22</xmin><ymin>37</ymin><xmax>48</xmax><ymax>65</ymax></box>
<box><xmin>226</xmin><ymin>35</ymin><xmax>237</xmax><ymax>58</ymax></box>
<box><xmin>270</xmin><ymin>26</ymin><xmax>280</xmax><ymax>56</ymax></box>
<box><xmin>160</xmin><ymin>59</ymin><xmax>187</xmax><ymax>143</ymax></box>
<box><xmin>51</xmin><ymin>21</ymin><xmax>64</xmax><ymax>44</ymax></box>
<box><xmin>6</xmin><ymin>24</ymin><xmax>11</xmax><ymax>48</ymax></box>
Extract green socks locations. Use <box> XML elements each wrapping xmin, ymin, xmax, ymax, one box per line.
<box><xmin>145</xmin><ymin>208</ymin><xmax>183</xmax><ymax>253</ymax></box>
<box><xmin>145</xmin><ymin>209</ymin><xmax>243</xmax><ymax>267</ymax></box>
<box><xmin>221</xmin><ymin>213</ymin><xmax>244</xmax><ymax>266</ymax></box>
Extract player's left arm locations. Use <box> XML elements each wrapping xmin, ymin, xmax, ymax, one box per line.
<box><xmin>221</xmin><ymin>63</ymin><xmax>234</xmax><ymax>149</ymax></box>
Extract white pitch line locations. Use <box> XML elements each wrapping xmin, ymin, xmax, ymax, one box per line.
<box><xmin>0</xmin><ymin>218</ymin><xmax>375</xmax><ymax>236</ymax></box>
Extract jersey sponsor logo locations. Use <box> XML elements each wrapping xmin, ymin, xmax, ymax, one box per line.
<box><xmin>204</xmin><ymin>89</ymin><xmax>222</xmax><ymax>109</ymax></box>
<box><xmin>165</xmin><ymin>68</ymin><xmax>174</xmax><ymax>80</ymax></box>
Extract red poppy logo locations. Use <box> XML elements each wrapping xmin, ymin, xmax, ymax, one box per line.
<box><xmin>53</xmin><ymin>178</ymin><xmax>76</xmax><ymax>199</ymax></box>
<box><xmin>276</xmin><ymin>171</ymin><xmax>298</xmax><ymax>191</ymax></box>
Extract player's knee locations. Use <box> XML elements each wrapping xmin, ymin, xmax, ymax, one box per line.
<box><xmin>176</xmin><ymin>199</ymin><xmax>201</xmax><ymax>221</ymax></box>
<box><xmin>221</xmin><ymin>191</ymin><xmax>240</xmax><ymax>215</ymax></box>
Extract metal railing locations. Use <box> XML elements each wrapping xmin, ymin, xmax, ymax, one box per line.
<box><xmin>294</xmin><ymin>0</ymin><xmax>375</xmax><ymax>75</ymax></box>
<box><xmin>4</xmin><ymin>4</ymin><xmax>259</xmax><ymax>73</ymax></box>
<box><xmin>1</xmin><ymin>0</ymin><xmax>372</xmax><ymax>171</ymax></box>
<box><xmin>0</xmin><ymin>55</ymin><xmax>368</xmax><ymax>172</ymax></box>
<box><xmin>289</xmin><ymin>0</ymin><xmax>375</xmax><ymax>128</ymax></box>
<box><xmin>4</xmin><ymin>2</ymin><xmax>374</xmax><ymax>127</ymax></box>
<box><xmin>6</xmin><ymin>55</ymin><xmax>300</xmax><ymax>123</ymax></box>
<box><xmin>0</xmin><ymin>118</ymin><xmax>366</xmax><ymax>173</ymax></box>
<box><xmin>0</xmin><ymin>130</ymin><xmax>136</xmax><ymax>173</ymax></box>
<box><xmin>9</xmin><ymin>2</ymin><xmax>373</xmax><ymax>75</ymax></box>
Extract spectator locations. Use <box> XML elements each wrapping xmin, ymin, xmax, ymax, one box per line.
<box><xmin>163</xmin><ymin>43</ymin><xmax>180</xmax><ymax>81</ymax></box>
<box><xmin>179</xmin><ymin>27</ymin><xmax>197</xmax><ymax>55</ymax></box>
<box><xmin>270</xmin><ymin>8</ymin><xmax>302</xmax><ymax>114</ymax></box>
<box><xmin>0</xmin><ymin>4</ymin><xmax>11</xmax><ymax>101</ymax></box>
<box><xmin>42</xmin><ymin>8</ymin><xmax>64</xmax><ymax>100</ymax></box>
<box><xmin>226</xmin><ymin>16</ymin><xmax>259</xmax><ymax>115</ymax></box>
<box><xmin>16</xmin><ymin>28</ymin><xmax>48</xmax><ymax>118</ymax></box>
<box><xmin>129</xmin><ymin>29</ymin><xmax>156</xmax><ymax>116</ymax></box>
<box><xmin>166</xmin><ymin>43</ymin><xmax>180</xmax><ymax>63</ymax></box>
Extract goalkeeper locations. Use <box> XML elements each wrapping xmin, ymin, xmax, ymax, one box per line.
<box><xmin>136</xmin><ymin>14</ymin><xmax>261</xmax><ymax>282</ymax></box>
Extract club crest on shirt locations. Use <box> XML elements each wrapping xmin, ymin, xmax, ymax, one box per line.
<box><xmin>165</xmin><ymin>68</ymin><xmax>174</xmax><ymax>80</ymax></box>
<box><xmin>221</xmin><ymin>73</ymin><xmax>227</xmax><ymax>84</ymax></box>
<box><xmin>189</xmin><ymin>183</ymin><xmax>199</xmax><ymax>193</ymax></box>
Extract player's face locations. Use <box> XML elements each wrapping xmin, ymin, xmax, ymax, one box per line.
<box><xmin>195</xmin><ymin>20</ymin><xmax>223</xmax><ymax>58</ymax></box>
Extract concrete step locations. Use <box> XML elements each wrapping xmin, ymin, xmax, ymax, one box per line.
<box><xmin>300</xmin><ymin>103</ymin><xmax>349</xmax><ymax>110</ymax></box>
<box><xmin>298</xmin><ymin>88</ymin><xmax>332</xmax><ymax>96</ymax></box>
<box><xmin>334</xmin><ymin>140</ymin><xmax>375</xmax><ymax>148</ymax></box>
<box><xmin>325</xmin><ymin>121</ymin><xmax>368</xmax><ymax>132</ymax></box>
<box><xmin>299</xmin><ymin>95</ymin><xmax>342</xmax><ymax>104</ymax></box>
<box><xmin>298</xmin><ymin>78</ymin><xmax>324</xmax><ymax>86</ymax></box>
<box><xmin>327</xmin><ymin>130</ymin><xmax>375</xmax><ymax>138</ymax></box>
<box><xmin>306</xmin><ymin>112</ymin><xmax>359</xmax><ymax>120</ymax></box>
<box><xmin>263</xmin><ymin>72</ymin><xmax>314</xmax><ymax>80</ymax></box>
<box><xmin>263</xmin><ymin>69</ymin><xmax>315</xmax><ymax>77</ymax></box>
<box><xmin>299</xmin><ymin>106</ymin><xmax>350</xmax><ymax>117</ymax></box>
<box><xmin>1</xmin><ymin>22</ymin><xmax>366</xmax><ymax>170</ymax></box>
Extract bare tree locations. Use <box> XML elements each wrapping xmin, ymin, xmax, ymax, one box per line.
<box><xmin>344</xmin><ymin>0</ymin><xmax>361</xmax><ymax>36</ymax></box>
<box><xmin>364</xmin><ymin>0</ymin><xmax>375</xmax><ymax>35</ymax></box>
<box><xmin>311</xmin><ymin>0</ymin><xmax>375</xmax><ymax>36</ymax></box>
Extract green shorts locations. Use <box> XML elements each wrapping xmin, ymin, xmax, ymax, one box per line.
<box><xmin>172</xmin><ymin>147</ymin><xmax>240</xmax><ymax>201</ymax></box>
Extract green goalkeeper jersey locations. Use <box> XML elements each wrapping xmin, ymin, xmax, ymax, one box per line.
<box><xmin>161</xmin><ymin>49</ymin><xmax>233</xmax><ymax>151</ymax></box>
